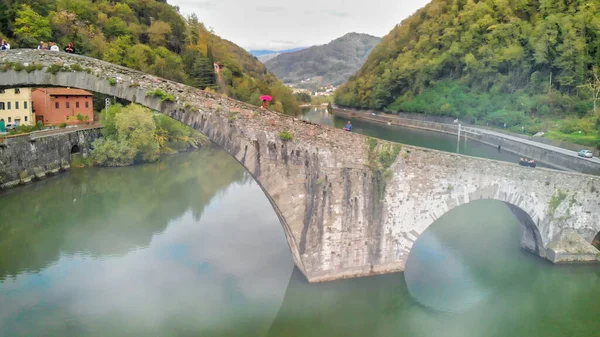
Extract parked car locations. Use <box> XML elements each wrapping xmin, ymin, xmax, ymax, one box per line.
<box><xmin>5</xmin><ymin>124</ymin><xmax>16</xmax><ymax>130</ymax></box>
<box><xmin>577</xmin><ymin>149</ymin><xmax>593</xmax><ymax>158</ymax></box>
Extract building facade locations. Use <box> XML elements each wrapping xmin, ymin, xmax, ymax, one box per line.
<box><xmin>0</xmin><ymin>88</ymin><xmax>35</xmax><ymax>127</ymax></box>
<box><xmin>31</xmin><ymin>88</ymin><xmax>94</xmax><ymax>125</ymax></box>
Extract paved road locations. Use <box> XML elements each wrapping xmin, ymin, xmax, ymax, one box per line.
<box><xmin>467</xmin><ymin>126</ymin><xmax>600</xmax><ymax>165</ymax></box>
<box><xmin>334</xmin><ymin>107</ymin><xmax>600</xmax><ymax>165</ymax></box>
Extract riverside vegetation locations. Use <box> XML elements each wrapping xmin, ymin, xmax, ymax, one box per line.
<box><xmin>86</xmin><ymin>104</ymin><xmax>208</xmax><ymax>167</ymax></box>
<box><xmin>335</xmin><ymin>0</ymin><xmax>600</xmax><ymax>149</ymax></box>
<box><xmin>0</xmin><ymin>0</ymin><xmax>298</xmax><ymax>114</ymax></box>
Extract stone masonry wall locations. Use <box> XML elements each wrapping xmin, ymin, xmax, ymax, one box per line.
<box><xmin>0</xmin><ymin>127</ymin><xmax>101</xmax><ymax>188</ymax></box>
<box><xmin>1</xmin><ymin>50</ymin><xmax>598</xmax><ymax>283</ymax></box>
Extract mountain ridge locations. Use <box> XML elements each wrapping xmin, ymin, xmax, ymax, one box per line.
<box><xmin>265</xmin><ymin>32</ymin><xmax>381</xmax><ymax>90</ymax></box>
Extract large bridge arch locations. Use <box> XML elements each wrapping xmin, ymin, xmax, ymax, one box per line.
<box><xmin>1</xmin><ymin>50</ymin><xmax>599</xmax><ymax>283</ymax></box>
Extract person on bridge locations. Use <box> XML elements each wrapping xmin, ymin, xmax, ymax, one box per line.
<box><xmin>37</xmin><ymin>41</ymin><xmax>45</xmax><ymax>50</ymax></box>
<box><xmin>344</xmin><ymin>121</ymin><xmax>353</xmax><ymax>131</ymax></box>
<box><xmin>64</xmin><ymin>42</ymin><xmax>76</xmax><ymax>54</ymax></box>
<box><xmin>0</xmin><ymin>40</ymin><xmax>10</xmax><ymax>50</ymax></box>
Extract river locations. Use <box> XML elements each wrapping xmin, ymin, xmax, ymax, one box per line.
<box><xmin>300</xmin><ymin>107</ymin><xmax>549</xmax><ymax>167</ymax></box>
<box><xmin>1</xmin><ymin>123</ymin><xmax>599</xmax><ymax>336</ymax></box>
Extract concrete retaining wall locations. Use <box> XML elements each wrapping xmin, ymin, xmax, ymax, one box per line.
<box><xmin>0</xmin><ymin>128</ymin><xmax>101</xmax><ymax>188</ymax></box>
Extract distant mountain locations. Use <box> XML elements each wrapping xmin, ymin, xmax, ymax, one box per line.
<box><xmin>249</xmin><ymin>48</ymin><xmax>306</xmax><ymax>57</ymax></box>
<box><xmin>264</xmin><ymin>33</ymin><xmax>381</xmax><ymax>90</ymax></box>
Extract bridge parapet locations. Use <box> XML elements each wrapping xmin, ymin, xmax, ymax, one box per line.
<box><xmin>1</xmin><ymin>50</ymin><xmax>598</xmax><ymax>282</ymax></box>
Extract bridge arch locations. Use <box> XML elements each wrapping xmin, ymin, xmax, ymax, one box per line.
<box><xmin>2</xmin><ymin>50</ymin><xmax>599</xmax><ymax>283</ymax></box>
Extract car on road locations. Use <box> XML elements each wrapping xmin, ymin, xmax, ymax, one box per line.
<box><xmin>577</xmin><ymin>149</ymin><xmax>593</xmax><ymax>158</ymax></box>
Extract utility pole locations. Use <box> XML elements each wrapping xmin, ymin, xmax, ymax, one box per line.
<box><xmin>457</xmin><ymin>124</ymin><xmax>461</xmax><ymax>154</ymax></box>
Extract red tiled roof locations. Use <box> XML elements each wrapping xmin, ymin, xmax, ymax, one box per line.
<box><xmin>34</xmin><ymin>88</ymin><xmax>93</xmax><ymax>96</ymax></box>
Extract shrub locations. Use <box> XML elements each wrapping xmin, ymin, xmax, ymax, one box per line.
<box><xmin>145</xmin><ymin>89</ymin><xmax>175</xmax><ymax>102</ymax></box>
<box><xmin>279</xmin><ymin>130</ymin><xmax>293</xmax><ymax>141</ymax></box>
<box><xmin>108</xmin><ymin>78</ymin><xmax>117</xmax><ymax>86</ymax></box>
<box><xmin>59</xmin><ymin>122</ymin><xmax>67</xmax><ymax>128</ymax></box>
<box><xmin>69</xmin><ymin>64</ymin><xmax>84</xmax><ymax>72</ymax></box>
<box><xmin>47</xmin><ymin>64</ymin><xmax>65</xmax><ymax>75</ymax></box>
<box><xmin>24</xmin><ymin>64</ymin><xmax>43</xmax><ymax>73</ymax></box>
<box><xmin>76</xmin><ymin>113</ymin><xmax>89</xmax><ymax>121</ymax></box>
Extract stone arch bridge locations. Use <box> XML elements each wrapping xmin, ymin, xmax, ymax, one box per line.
<box><xmin>1</xmin><ymin>50</ymin><xmax>599</xmax><ymax>282</ymax></box>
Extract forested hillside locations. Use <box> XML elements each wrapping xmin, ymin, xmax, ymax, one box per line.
<box><xmin>335</xmin><ymin>0</ymin><xmax>600</xmax><ymax>143</ymax></box>
<box><xmin>0</xmin><ymin>0</ymin><xmax>298</xmax><ymax>114</ymax></box>
<box><xmin>265</xmin><ymin>33</ymin><xmax>381</xmax><ymax>90</ymax></box>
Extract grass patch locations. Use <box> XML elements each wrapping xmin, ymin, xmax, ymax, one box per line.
<box><xmin>145</xmin><ymin>89</ymin><xmax>175</xmax><ymax>102</ymax></box>
<box><xmin>544</xmin><ymin>130</ymin><xmax>599</xmax><ymax>148</ymax></box>
<box><xmin>24</xmin><ymin>64</ymin><xmax>43</xmax><ymax>73</ymax></box>
<box><xmin>71</xmin><ymin>154</ymin><xmax>93</xmax><ymax>168</ymax></box>
<box><xmin>46</xmin><ymin>64</ymin><xmax>67</xmax><ymax>75</ymax></box>
<box><xmin>548</xmin><ymin>189</ymin><xmax>568</xmax><ymax>216</ymax></box>
<box><xmin>108</xmin><ymin>78</ymin><xmax>117</xmax><ymax>86</ymax></box>
<box><xmin>228</xmin><ymin>111</ymin><xmax>238</xmax><ymax>122</ymax></box>
<box><xmin>279</xmin><ymin>130</ymin><xmax>293</xmax><ymax>141</ymax></box>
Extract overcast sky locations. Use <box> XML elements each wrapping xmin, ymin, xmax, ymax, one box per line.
<box><xmin>169</xmin><ymin>0</ymin><xmax>431</xmax><ymax>51</ymax></box>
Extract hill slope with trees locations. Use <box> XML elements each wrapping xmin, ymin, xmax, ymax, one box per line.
<box><xmin>0</xmin><ymin>0</ymin><xmax>298</xmax><ymax>114</ymax></box>
<box><xmin>265</xmin><ymin>33</ymin><xmax>381</xmax><ymax>90</ymax></box>
<box><xmin>335</xmin><ymin>0</ymin><xmax>600</xmax><ymax>146</ymax></box>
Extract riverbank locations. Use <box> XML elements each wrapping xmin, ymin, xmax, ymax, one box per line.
<box><xmin>335</xmin><ymin>107</ymin><xmax>600</xmax><ymax>156</ymax></box>
<box><xmin>0</xmin><ymin>126</ymin><xmax>102</xmax><ymax>189</ymax></box>
<box><xmin>332</xmin><ymin>108</ymin><xmax>600</xmax><ymax>175</ymax></box>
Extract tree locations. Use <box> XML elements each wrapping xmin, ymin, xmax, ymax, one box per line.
<box><xmin>147</xmin><ymin>20</ymin><xmax>171</xmax><ymax>47</ymax></box>
<box><xmin>13</xmin><ymin>4</ymin><xmax>51</xmax><ymax>47</ymax></box>
<box><xmin>189</xmin><ymin>55</ymin><xmax>216</xmax><ymax>89</ymax></box>
<box><xmin>578</xmin><ymin>67</ymin><xmax>600</xmax><ymax>115</ymax></box>
<box><xmin>92</xmin><ymin>104</ymin><xmax>159</xmax><ymax>166</ymax></box>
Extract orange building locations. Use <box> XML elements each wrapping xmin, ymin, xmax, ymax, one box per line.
<box><xmin>31</xmin><ymin>88</ymin><xmax>94</xmax><ymax>125</ymax></box>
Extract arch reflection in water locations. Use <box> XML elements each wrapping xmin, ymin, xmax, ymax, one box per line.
<box><xmin>404</xmin><ymin>200</ymin><xmax>538</xmax><ymax>313</ymax></box>
<box><xmin>0</xmin><ymin>148</ymin><xmax>294</xmax><ymax>337</ymax></box>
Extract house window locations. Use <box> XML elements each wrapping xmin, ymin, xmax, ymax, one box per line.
<box><xmin>85</xmin><ymin>101</ymin><xmax>89</xmax><ymax>108</ymax></box>
<box><xmin>66</xmin><ymin>102</ymin><xmax>70</xmax><ymax>109</ymax></box>
<box><xmin>25</xmin><ymin>116</ymin><xmax>28</xmax><ymax>122</ymax></box>
<box><xmin>24</xmin><ymin>101</ymin><xmax>28</xmax><ymax>109</ymax></box>
<box><xmin>0</xmin><ymin>102</ymin><xmax>4</xmax><ymax>110</ymax></box>
<box><xmin>55</xmin><ymin>102</ymin><xmax>59</xmax><ymax>109</ymax></box>
<box><xmin>8</xmin><ymin>117</ymin><xmax>11</xmax><ymax>122</ymax></box>
<box><xmin>15</xmin><ymin>102</ymin><xmax>19</xmax><ymax>110</ymax></box>
<box><xmin>76</xmin><ymin>102</ymin><xmax>80</xmax><ymax>108</ymax></box>
<box><xmin>15</xmin><ymin>88</ymin><xmax>20</xmax><ymax>94</ymax></box>
<box><xmin>7</xmin><ymin>102</ymin><xmax>11</xmax><ymax>110</ymax></box>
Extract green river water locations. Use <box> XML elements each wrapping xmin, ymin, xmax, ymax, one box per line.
<box><xmin>0</xmin><ymin>110</ymin><xmax>599</xmax><ymax>337</ymax></box>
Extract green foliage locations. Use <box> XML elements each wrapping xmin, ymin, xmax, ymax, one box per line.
<box><xmin>14</xmin><ymin>4</ymin><xmax>51</xmax><ymax>47</ymax></box>
<box><xmin>145</xmin><ymin>89</ymin><xmax>175</xmax><ymax>102</ymax></box>
<box><xmin>94</xmin><ymin>104</ymin><xmax>208</xmax><ymax>166</ymax></box>
<box><xmin>92</xmin><ymin>104</ymin><xmax>159</xmax><ymax>166</ymax></box>
<box><xmin>7</xmin><ymin>123</ymin><xmax>44</xmax><ymax>135</ymax></box>
<box><xmin>46</xmin><ymin>64</ymin><xmax>67</xmax><ymax>75</ymax></box>
<box><xmin>76</xmin><ymin>113</ymin><xmax>89</xmax><ymax>121</ymax></box>
<box><xmin>59</xmin><ymin>122</ymin><xmax>67</xmax><ymax>128</ymax></box>
<box><xmin>279</xmin><ymin>130</ymin><xmax>293</xmax><ymax>141</ymax></box>
<box><xmin>108</xmin><ymin>78</ymin><xmax>117</xmax><ymax>86</ymax></box>
<box><xmin>377</xmin><ymin>143</ymin><xmax>402</xmax><ymax>169</ymax></box>
<box><xmin>336</xmin><ymin>0</ymin><xmax>600</xmax><ymax>124</ymax></box>
<box><xmin>24</xmin><ymin>64</ymin><xmax>43</xmax><ymax>73</ymax></box>
<box><xmin>295</xmin><ymin>92</ymin><xmax>312</xmax><ymax>104</ymax></box>
<box><xmin>548</xmin><ymin>190</ymin><xmax>568</xmax><ymax>216</ymax></box>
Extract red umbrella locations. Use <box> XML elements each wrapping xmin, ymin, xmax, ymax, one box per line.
<box><xmin>260</xmin><ymin>95</ymin><xmax>273</xmax><ymax>101</ymax></box>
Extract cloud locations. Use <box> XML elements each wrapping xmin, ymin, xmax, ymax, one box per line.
<box><xmin>325</xmin><ymin>10</ymin><xmax>351</xmax><ymax>17</ymax></box>
<box><xmin>256</xmin><ymin>6</ymin><xmax>286</xmax><ymax>13</ymax></box>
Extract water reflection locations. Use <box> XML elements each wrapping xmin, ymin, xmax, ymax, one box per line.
<box><xmin>1</xmin><ymin>149</ymin><xmax>599</xmax><ymax>337</ymax></box>
<box><xmin>0</xmin><ymin>149</ymin><xmax>294</xmax><ymax>337</ymax></box>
